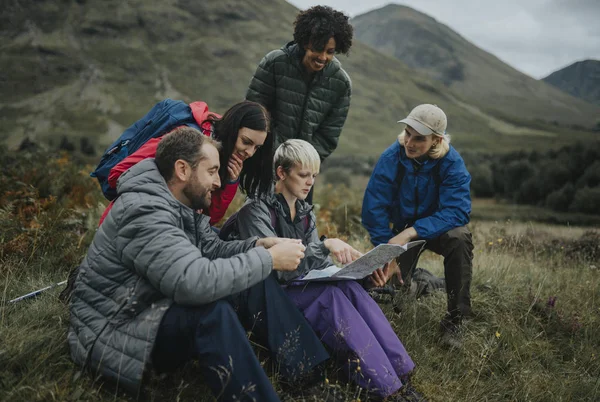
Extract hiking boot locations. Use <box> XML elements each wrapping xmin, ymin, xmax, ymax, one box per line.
<box><xmin>397</xmin><ymin>382</ymin><xmax>428</xmax><ymax>402</ymax></box>
<box><xmin>368</xmin><ymin>286</ymin><xmax>397</xmax><ymax>304</ymax></box>
<box><xmin>439</xmin><ymin>316</ymin><xmax>463</xmax><ymax>349</ymax></box>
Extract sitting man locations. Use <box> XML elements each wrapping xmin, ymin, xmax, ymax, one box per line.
<box><xmin>67</xmin><ymin>127</ymin><xmax>330</xmax><ymax>401</ymax></box>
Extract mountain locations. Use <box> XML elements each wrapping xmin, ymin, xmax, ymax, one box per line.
<box><xmin>351</xmin><ymin>4</ymin><xmax>600</xmax><ymax>129</ymax></box>
<box><xmin>0</xmin><ymin>0</ymin><xmax>597</xmax><ymax>158</ymax></box>
<box><xmin>543</xmin><ymin>60</ymin><xmax>600</xmax><ymax>106</ymax></box>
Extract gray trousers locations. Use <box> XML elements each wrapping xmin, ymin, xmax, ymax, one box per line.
<box><xmin>395</xmin><ymin>226</ymin><xmax>474</xmax><ymax>321</ymax></box>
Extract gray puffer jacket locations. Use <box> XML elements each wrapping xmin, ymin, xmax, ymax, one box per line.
<box><xmin>68</xmin><ymin>159</ymin><xmax>272</xmax><ymax>394</ymax></box>
<box><xmin>230</xmin><ymin>193</ymin><xmax>331</xmax><ymax>283</ymax></box>
<box><xmin>246</xmin><ymin>42</ymin><xmax>351</xmax><ymax>161</ymax></box>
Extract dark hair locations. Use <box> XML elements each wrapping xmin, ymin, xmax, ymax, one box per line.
<box><xmin>293</xmin><ymin>5</ymin><xmax>353</xmax><ymax>55</ymax></box>
<box><xmin>156</xmin><ymin>126</ymin><xmax>221</xmax><ymax>182</ymax></box>
<box><xmin>203</xmin><ymin>101</ymin><xmax>274</xmax><ymax>197</ymax></box>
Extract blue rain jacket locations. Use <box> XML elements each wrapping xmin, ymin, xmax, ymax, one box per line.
<box><xmin>362</xmin><ymin>140</ymin><xmax>471</xmax><ymax>245</ymax></box>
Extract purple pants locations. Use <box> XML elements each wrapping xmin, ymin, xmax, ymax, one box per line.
<box><xmin>285</xmin><ymin>280</ymin><xmax>415</xmax><ymax>397</ymax></box>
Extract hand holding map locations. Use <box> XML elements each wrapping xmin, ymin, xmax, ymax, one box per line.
<box><xmin>300</xmin><ymin>240</ymin><xmax>426</xmax><ymax>282</ymax></box>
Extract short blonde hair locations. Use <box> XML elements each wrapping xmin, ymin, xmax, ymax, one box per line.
<box><xmin>273</xmin><ymin>139</ymin><xmax>321</xmax><ymax>179</ymax></box>
<box><xmin>397</xmin><ymin>129</ymin><xmax>451</xmax><ymax>159</ymax></box>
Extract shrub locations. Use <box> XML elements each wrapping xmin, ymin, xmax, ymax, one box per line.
<box><xmin>545</xmin><ymin>183</ymin><xmax>575</xmax><ymax>212</ymax></box>
<box><xmin>570</xmin><ymin>186</ymin><xmax>600</xmax><ymax>214</ymax></box>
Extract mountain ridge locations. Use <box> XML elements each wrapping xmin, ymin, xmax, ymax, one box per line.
<box><xmin>0</xmin><ymin>0</ymin><xmax>597</xmax><ymax>157</ymax></box>
<box><xmin>351</xmin><ymin>4</ymin><xmax>600</xmax><ymax>128</ymax></box>
<box><xmin>543</xmin><ymin>59</ymin><xmax>600</xmax><ymax>106</ymax></box>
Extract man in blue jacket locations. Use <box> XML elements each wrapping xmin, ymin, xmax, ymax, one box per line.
<box><xmin>362</xmin><ymin>104</ymin><xmax>473</xmax><ymax>346</ymax></box>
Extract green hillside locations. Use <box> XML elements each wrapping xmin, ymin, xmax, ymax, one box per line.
<box><xmin>0</xmin><ymin>0</ymin><xmax>597</xmax><ymax>158</ymax></box>
<box><xmin>352</xmin><ymin>4</ymin><xmax>600</xmax><ymax>130</ymax></box>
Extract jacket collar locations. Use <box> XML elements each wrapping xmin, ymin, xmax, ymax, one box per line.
<box><xmin>395</xmin><ymin>142</ymin><xmax>443</xmax><ymax>173</ymax></box>
<box><xmin>262</xmin><ymin>191</ymin><xmax>313</xmax><ymax>223</ymax></box>
<box><xmin>117</xmin><ymin>159</ymin><xmax>197</xmax><ymax>225</ymax></box>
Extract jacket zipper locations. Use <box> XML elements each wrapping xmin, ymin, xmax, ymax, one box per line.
<box><xmin>413</xmin><ymin>164</ymin><xmax>422</xmax><ymax>222</ymax></box>
<box><xmin>295</xmin><ymin>79</ymin><xmax>314</xmax><ymax>139</ymax></box>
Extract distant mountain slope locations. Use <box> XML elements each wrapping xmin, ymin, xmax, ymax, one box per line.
<box><xmin>543</xmin><ymin>60</ymin><xmax>600</xmax><ymax>106</ymax></box>
<box><xmin>352</xmin><ymin>4</ymin><xmax>600</xmax><ymax>128</ymax></box>
<box><xmin>0</xmin><ymin>0</ymin><xmax>597</xmax><ymax>158</ymax></box>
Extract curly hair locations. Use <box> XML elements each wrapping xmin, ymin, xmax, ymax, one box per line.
<box><xmin>293</xmin><ymin>5</ymin><xmax>353</xmax><ymax>55</ymax></box>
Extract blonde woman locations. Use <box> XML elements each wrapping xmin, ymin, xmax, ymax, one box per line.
<box><xmin>362</xmin><ymin>104</ymin><xmax>473</xmax><ymax>348</ymax></box>
<box><xmin>227</xmin><ymin>140</ymin><xmax>423</xmax><ymax>401</ymax></box>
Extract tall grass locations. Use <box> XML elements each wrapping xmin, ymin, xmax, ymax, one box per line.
<box><xmin>1</xmin><ymin>149</ymin><xmax>598</xmax><ymax>401</ymax></box>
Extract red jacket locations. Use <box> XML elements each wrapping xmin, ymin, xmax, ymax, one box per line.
<box><xmin>98</xmin><ymin>102</ymin><xmax>239</xmax><ymax>226</ymax></box>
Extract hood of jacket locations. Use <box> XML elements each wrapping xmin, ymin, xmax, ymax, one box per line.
<box><xmin>261</xmin><ymin>191</ymin><xmax>314</xmax><ymax>226</ymax></box>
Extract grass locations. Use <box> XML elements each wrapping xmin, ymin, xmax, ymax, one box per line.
<box><xmin>1</xmin><ymin>150</ymin><xmax>599</xmax><ymax>401</ymax></box>
<box><xmin>471</xmin><ymin>198</ymin><xmax>600</xmax><ymax>227</ymax></box>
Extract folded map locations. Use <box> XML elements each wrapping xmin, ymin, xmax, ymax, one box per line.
<box><xmin>300</xmin><ymin>240</ymin><xmax>426</xmax><ymax>282</ymax></box>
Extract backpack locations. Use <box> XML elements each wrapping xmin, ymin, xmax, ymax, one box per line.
<box><xmin>91</xmin><ymin>99</ymin><xmax>203</xmax><ymax>200</ymax></box>
<box><xmin>218</xmin><ymin>206</ymin><xmax>310</xmax><ymax>241</ymax></box>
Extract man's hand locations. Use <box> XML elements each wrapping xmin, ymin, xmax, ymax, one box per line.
<box><xmin>268</xmin><ymin>242</ymin><xmax>306</xmax><ymax>272</ymax></box>
<box><xmin>256</xmin><ymin>237</ymin><xmax>301</xmax><ymax>249</ymax></box>
<box><xmin>324</xmin><ymin>238</ymin><xmax>363</xmax><ymax>264</ymax></box>
<box><xmin>389</xmin><ymin>227</ymin><xmax>418</xmax><ymax>246</ymax></box>
<box><xmin>227</xmin><ymin>154</ymin><xmax>244</xmax><ymax>182</ymax></box>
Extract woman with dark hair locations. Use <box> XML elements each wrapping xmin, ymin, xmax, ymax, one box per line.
<box><xmin>206</xmin><ymin>101</ymin><xmax>273</xmax><ymax>200</ymax></box>
<box><xmin>247</xmin><ymin>5</ymin><xmax>353</xmax><ymax>203</ymax></box>
<box><xmin>98</xmin><ymin>100</ymin><xmax>273</xmax><ymax>226</ymax></box>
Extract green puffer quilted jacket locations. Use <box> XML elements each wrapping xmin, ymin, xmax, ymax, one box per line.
<box><xmin>246</xmin><ymin>41</ymin><xmax>351</xmax><ymax>161</ymax></box>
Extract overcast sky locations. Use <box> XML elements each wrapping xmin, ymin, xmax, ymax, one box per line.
<box><xmin>288</xmin><ymin>0</ymin><xmax>600</xmax><ymax>79</ymax></box>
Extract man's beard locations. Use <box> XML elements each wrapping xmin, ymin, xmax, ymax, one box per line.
<box><xmin>182</xmin><ymin>180</ymin><xmax>212</xmax><ymax>211</ymax></box>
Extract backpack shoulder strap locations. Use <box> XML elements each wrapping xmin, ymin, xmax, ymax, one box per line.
<box><xmin>395</xmin><ymin>158</ymin><xmax>406</xmax><ymax>187</ymax></box>
<box><xmin>218</xmin><ymin>211</ymin><xmax>238</xmax><ymax>240</ymax></box>
<box><xmin>433</xmin><ymin>161</ymin><xmax>442</xmax><ymax>187</ymax></box>
<box><xmin>268</xmin><ymin>206</ymin><xmax>277</xmax><ymax>231</ymax></box>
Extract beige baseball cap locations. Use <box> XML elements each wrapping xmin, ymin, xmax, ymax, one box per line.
<box><xmin>398</xmin><ymin>104</ymin><xmax>447</xmax><ymax>136</ymax></box>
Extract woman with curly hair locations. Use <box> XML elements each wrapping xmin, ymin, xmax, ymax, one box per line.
<box><xmin>246</xmin><ymin>5</ymin><xmax>353</xmax><ymax>203</ymax></box>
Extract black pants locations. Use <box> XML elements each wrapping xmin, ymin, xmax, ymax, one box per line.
<box><xmin>152</xmin><ymin>274</ymin><xmax>329</xmax><ymax>401</ymax></box>
<box><xmin>396</xmin><ymin>226</ymin><xmax>474</xmax><ymax>321</ymax></box>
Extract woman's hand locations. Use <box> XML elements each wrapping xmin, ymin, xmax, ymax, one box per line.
<box><xmin>227</xmin><ymin>154</ymin><xmax>244</xmax><ymax>182</ymax></box>
<box><xmin>324</xmin><ymin>238</ymin><xmax>363</xmax><ymax>264</ymax></box>
<box><xmin>367</xmin><ymin>260</ymin><xmax>402</xmax><ymax>288</ymax></box>
<box><xmin>389</xmin><ymin>227</ymin><xmax>418</xmax><ymax>246</ymax></box>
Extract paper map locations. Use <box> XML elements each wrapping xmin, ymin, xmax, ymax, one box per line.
<box><xmin>300</xmin><ymin>240</ymin><xmax>426</xmax><ymax>282</ymax></box>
